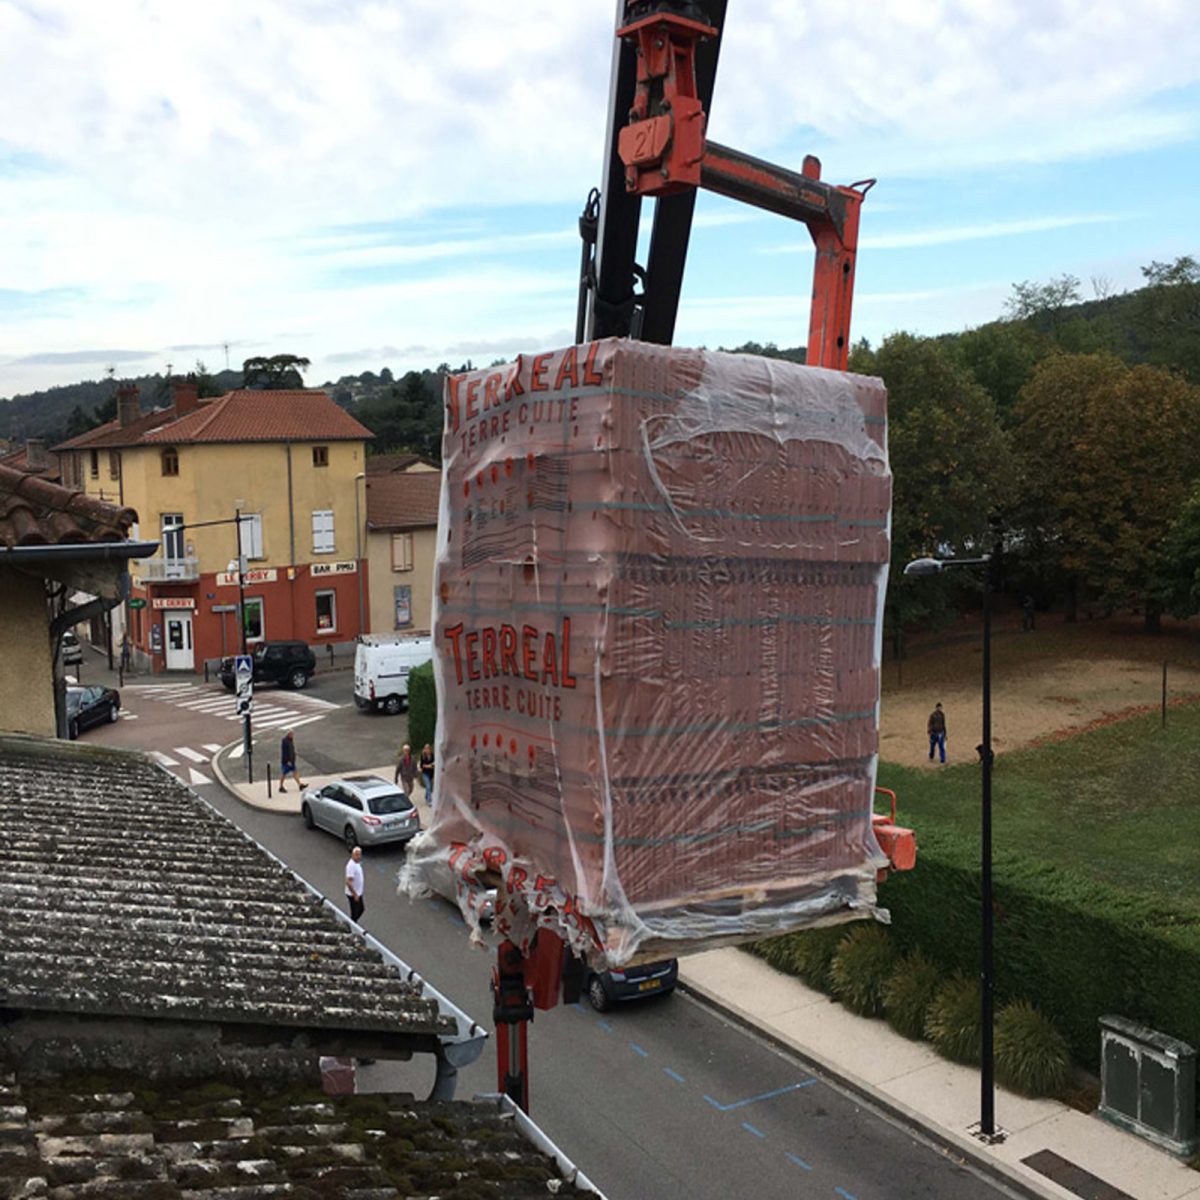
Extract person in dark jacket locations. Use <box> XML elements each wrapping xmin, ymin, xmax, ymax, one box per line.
<box><xmin>280</xmin><ymin>729</ymin><xmax>305</xmax><ymax>792</ymax></box>
<box><xmin>927</xmin><ymin>703</ymin><xmax>947</xmax><ymax>764</ymax></box>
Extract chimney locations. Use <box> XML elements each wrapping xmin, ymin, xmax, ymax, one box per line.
<box><xmin>25</xmin><ymin>438</ymin><xmax>47</xmax><ymax>471</ymax></box>
<box><xmin>173</xmin><ymin>375</ymin><xmax>200</xmax><ymax>416</ymax></box>
<box><xmin>117</xmin><ymin>383</ymin><xmax>141</xmax><ymax>428</ymax></box>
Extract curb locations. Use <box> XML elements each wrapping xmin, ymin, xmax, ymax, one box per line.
<box><xmin>211</xmin><ymin>742</ymin><xmax>251</xmax><ymax>807</ymax></box>
<box><xmin>676</xmin><ymin>971</ymin><xmax>1069</xmax><ymax>1200</ymax></box>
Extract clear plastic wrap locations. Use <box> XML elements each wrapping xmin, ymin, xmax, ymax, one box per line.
<box><xmin>402</xmin><ymin>339</ymin><xmax>891</xmax><ymax>967</ymax></box>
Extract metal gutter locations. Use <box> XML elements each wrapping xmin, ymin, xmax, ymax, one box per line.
<box><xmin>0</xmin><ymin>540</ymin><xmax>160</xmax><ymax>564</ymax></box>
<box><xmin>481</xmin><ymin>1092</ymin><xmax>607</xmax><ymax>1196</ymax></box>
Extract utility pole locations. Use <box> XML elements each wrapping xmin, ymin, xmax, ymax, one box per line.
<box><xmin>235</xmin><ymin>508</ymin><xmax>253</xmax><ymax>784</ymax></box>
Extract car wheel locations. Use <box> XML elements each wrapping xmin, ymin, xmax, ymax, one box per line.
<box><xmin>302</xmin><ymin>803</ymin><xmax>315</xmax><ymax>830</ymax></box>
<box><xmin>383</xmin><ymin>694</ymin><xmax>402</xmax><ymax>715</ymax></box>
<box><xmin>587</xmin><ymin>975</ymin><xmax>611</xmax><ymax>1013</ymax></box>
<box><xmin>289</xmin><ymin>668</ymin><xmax>308</xmax><ymax>690</ymax></box>
<box><xmin>222</xmin><ymin>679</ymin><xmax>234</xmax><ymax>692</ymax></box>
<box><xmin>68</xmin><ymin>718</ymin><xmax>79</xmax><ymax>741</ymax></box>
<box><xmin>344</xmin><ymin>825</ymin><xmax>358</xmax><ymax>851</ymax></box>
<box><xmin>108</xmin><ymin>702</ymin><xmax>119</xmax><ymax>724</ymax></box>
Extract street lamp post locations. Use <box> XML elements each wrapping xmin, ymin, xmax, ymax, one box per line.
<box><xmin>903</xmin><ymin>552</ymin><xmax>1003</xmax><ymax>1144</ymax></box>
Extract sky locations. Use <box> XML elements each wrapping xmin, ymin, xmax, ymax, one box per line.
<box><xmin>2</xmin><ymin>0</ymin><xmax>1199</xmax><ymax>399</ymax></box>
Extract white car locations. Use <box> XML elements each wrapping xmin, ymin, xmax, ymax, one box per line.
<box><xmin>300</xmin><ymin>775</ymin><xmax>421</xmax><ymax>851</ymax></box>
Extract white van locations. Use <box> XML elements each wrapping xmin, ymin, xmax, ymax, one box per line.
<box><xmin>354</xmin><ymin>634</ymin><xmax>433</xmax><ymax>714</ymax></box>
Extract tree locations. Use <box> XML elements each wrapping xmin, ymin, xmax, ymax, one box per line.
<box><xmin>852</xmin><ymin>334</ymin><xmax>1013</xmax><ymax>635</ymax></box>
<box><xmin>242</xmin><ymin>354</ymin><xmax>311</xmax><ymax>390</ymax></box>
<box><xmin>1012</xmin><ymin>353</ymin><xmax>1200</xmax><ymax>628</ymax></box>
<box><xmin>1132</xmin><ymin>254</ymin><xmax>1200</xmax><ymax>383</ymax></box>
<box><xmin>948</xmin><ymin>321</ymin><xmax>1047</xmax><ymax>425</ymax></box>
<box><xmin>1151</xmin><ymin>484</ymin><xmax>1200</xmax><ymax>620</ymax></box>
<box><xmin>1005</xmin><ymin>275</ymin><xmax>1081</xmax><ymax>327</ymax></box>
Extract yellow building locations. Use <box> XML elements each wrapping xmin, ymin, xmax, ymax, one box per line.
<box><xmin>364</xmin><ymin>458</ymin><xmax>440</xmax><ymax>636</ymax></box>
<box><xmin>55</xmin><ymin>380</ymin><xmax>371</xmax><ymax>672</ymax></box>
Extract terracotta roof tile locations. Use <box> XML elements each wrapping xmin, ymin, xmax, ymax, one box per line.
<box><xmin>367</xmin><ymin>452</ymin><xmax>435</xmax><ymax>474</ymax></box>
<box><xmin>140</xmin><ymin>389</ymin><xmax>371</xmax><ymax>444</ymax></box>
<box><xmin>0</xmin><ymin>445</ymin><xmax>59</xmax><ymax>480</ymax></box>
<box><xmin>53</xmin><ymin>405</ymin><xmax>185</xmax><ymax>451</ymax></box>
<box><xmin>0</xmin><ymin>463</ymin><xmax>137</xmax><ymax>548</ymax></box>
<box><xmin>366</xmin><ymin>470</ymin><xmax>441</xmax><ymax>530</ymax></box>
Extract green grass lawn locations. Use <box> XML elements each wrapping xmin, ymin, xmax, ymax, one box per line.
<box><xmin>877</xmin><ymin>704</ymin><xmax>1200</xmax><ymax>919</ymax></box>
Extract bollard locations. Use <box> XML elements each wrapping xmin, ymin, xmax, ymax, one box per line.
<box><xmin>267</xmin><ymin>763</ymin><xmax>272</xmax><ymax>799</ymax></box>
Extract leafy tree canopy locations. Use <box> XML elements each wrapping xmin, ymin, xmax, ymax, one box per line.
<box><xmin>242</xmin><ymin>353</ymin><xmax>311</xmax><ymax>390</ymax></box>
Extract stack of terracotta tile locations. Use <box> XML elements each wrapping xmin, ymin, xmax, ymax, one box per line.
<box><xmin>408</xmin><ymin>338</ymin><xmax>891</xmax><ymax>966</ymax></box>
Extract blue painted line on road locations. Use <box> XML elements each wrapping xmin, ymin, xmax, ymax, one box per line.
<box><xmin>663</xmin><ymin>1067</ymin><xmax>685</xmax><ymax>1083</ymax></box>
<box><xmin>785</xmin><ymin>1152</ymin><xmax>812</xmax><ymax>1170</ymax></box>
<box><xmin>630</xmin><ymin>1043</ymin><xmax>649</xmax><ymax>1057</ymax></box>
<box><xmin>597</xmin><ymin>1019</ymin><xmax>613</xmax><ymax>1033</ymax></box>
<box><xmin>570</xmin><ymin>1002</ymin><xmax>586</xmax><ymax>1013</ymax></box>
<box><xmin>742</xmin><ymin>1122</ymin><xmax>765</xmax><ymax>1139</ymax></box>
<box><xmin>703</xmin><ymin>1080</ymin><xmax>815</xmax><ymax>1112</ymax></box>
<box><xmin>835</xmin><ymin>1188</ymin><xmax>858</xmax><ymax>1200</ymax></box>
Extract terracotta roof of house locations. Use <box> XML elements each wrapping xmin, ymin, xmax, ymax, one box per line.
<box><xmin>366</xmin><ymin>470</ymin><xmax>441</xmax><ymax>530</ymax></box>
<box><xmin>0</xmin><ymin>445</ymin><xmax>59</xmax><ymax>481</ymax></box>
<box><xmin>139</xmin><ymin>389</ymin><xmax>371</xmax><ymax>444</ymax></box>
<box><xmin>0</xmin><ymin>1074</ymin><xmax>588</xmax><ymax>1199</ymax></box>
<box><xmin>53</xmin><ymin>405</ymin><xmax>185</xmax><ymax>451</ymax></box>
<box><xmin>366</xmin><ymin>452</ymin><xmax>436</xmax><ymax>474</ymax></box>
<box><xmin>0</xmin><ymin>462</ymin><xmax>137</xmax><ymax>549</ymax></box>
<box><xmin>0</xmin><ymin>735</ymin><xmax>452</xmax><ymax>1042</ymax></box>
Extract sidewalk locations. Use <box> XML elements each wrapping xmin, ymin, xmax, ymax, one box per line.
<box><xmin>211</xmin><ymin>745</ymin><xmax>1200</xmax><ymax>1200</ymax></box>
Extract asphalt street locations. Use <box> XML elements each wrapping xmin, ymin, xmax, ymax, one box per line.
<box><xmin>77</xmin><ymin>654</ymin><xmax>1019</xmax><ymax>1200</ymax></box>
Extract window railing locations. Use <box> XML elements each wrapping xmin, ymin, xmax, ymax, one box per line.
<box><xmin>142</xmin><ymin>555</ymin><xmax>200</xmax><ymax>581</ymax></box>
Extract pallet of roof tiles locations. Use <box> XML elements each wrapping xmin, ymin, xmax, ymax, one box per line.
<box><xmin>404</xmin><ymin>339</ymin><xmax>891</xmax><ymax>968</ymax></box>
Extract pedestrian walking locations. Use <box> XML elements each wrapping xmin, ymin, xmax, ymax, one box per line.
<box><xmin>345</xmin><ymin>846</ymin><xmax>365</xmax><ymax>923</ymax></box>
<box><xmin>927</xmin><ymin>702</ymin><xmax>947</xmax><ymax>764</ymax></box>
<box><xmin>1022</xmin><ymin>594</ymin><xmax>1036</xmax><ymax>632</ymax></box>
<box><xmin>279</xmin><ymin>729</ymin><xmax>305</xmax><ymax>792</ymax></box>
<box><xmin>395</xmin><ymin>742</ymin><xmax>417</xmax><ymax>793</ymax></box>
<box><xmin>419</xmin><ymin>743</ymin><xmax>435</xmax><ymax>795</ymax></box>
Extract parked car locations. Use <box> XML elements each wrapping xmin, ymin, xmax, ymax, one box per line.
<box><xmin>586</xmin><ymin>958</ymin><xmax>678</xmax><ymax>1012</ymax></box>
<box><xmin>65</xmin><ymin>684</ymin><xmax>120</xmax><ymax>740</ymax></box>
<box><xmin>60</xmin><ymin>630</ymin><xmax>83</xmax><ymax>667</ymax></box>
<box><xmin>219</xmin><ymin>641</ymin><xmax>316</xmax><ymax>691</ymax></box>
<box><xmin>354</xmin><ymin>634</ymin><xmax>432</xmax><ymax>714</ymax></box>
<box><xmin>300</xmin><ymin>775</ymin><xmax>421</xmax><ymax>850</ymax></box>
<box><xmin>425</xmin><ymin>858</ymin><xmax>497</xmax><ymax>923</ymax></box>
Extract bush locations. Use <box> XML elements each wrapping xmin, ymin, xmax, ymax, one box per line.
<box><xmin>829</xmin><ymin>923</ymin><xmax>899</xmax><ymax>1016</ymax></box>
<box><xmin>744</xmin><ymin>925</ymin><xmax>848</xmax><ymax>993</ymax></box>
<box><xmin>882</xmin><ymin>950</ymin><xmax>942</xmax><ymax>1040</ymax></box>
<box><xmin>995</xmin><ymin>1001</ymin><xmax>1070</xmax><ymax>1097</ymax></box>
<box><xmin>925</xmin><ymin>973</ymin><xmax>982</xmax><ymax>1065</ymax></box>
<box><xmin>406</xmin><ymin>660</ymin><xmax>437</xmax><ymax>755</ymax></box>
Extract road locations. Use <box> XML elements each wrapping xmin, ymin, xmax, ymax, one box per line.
<box><xmin>80</xmin><ymin>660</ymin><xmax>1017</xmax><ymax>1200</ymax></box>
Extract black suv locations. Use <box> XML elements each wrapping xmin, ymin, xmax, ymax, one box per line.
<box><xmin>219</xmin><ymin>641</ymin><xmax>317</xmax><ymax>691</ymax></box>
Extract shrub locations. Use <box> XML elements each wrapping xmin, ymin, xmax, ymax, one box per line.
<box><xmin>406</xmin><ymin>660</ymin><xmax>437</xmax><ymax>755</ymax></box>
<box><xmin>995</xmin><ymin>1001</ymin><xmax>1070</xmax><ymax>1096</ymax></box>
<box><xmin>829</xmin><ymin>923</ymin><xmax>899</xmax><ymax>1016</ymax></box>
<box><xmin>925</xmin><ymin>973</ymin><xmax>982</xmax><ymax>1064</ymax></box>
<box><xmin>789</xmin><ymin>925</ymin><xmax>852</xmax><ymax>992</ymax></box>
<box><xmin>882</xmin><ymin>950</ymin><xmax>942</xmax><ymax>1040</ymax></box>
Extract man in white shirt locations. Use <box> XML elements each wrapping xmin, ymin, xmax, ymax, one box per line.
<box><xmin>345</xmin><ymin>846</ymin><xmax>365</xmax><ymax>923</ymax></box>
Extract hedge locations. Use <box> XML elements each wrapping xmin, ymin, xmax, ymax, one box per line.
<box><xmin>877</xmin><ymin>824</ymin><xmax>1200</xmax><ymax>1071</ymax></box>
<box><xmin>406</xmin><ymin>660</ymin><xmax>437</xmax><ymax>755</ymax></box>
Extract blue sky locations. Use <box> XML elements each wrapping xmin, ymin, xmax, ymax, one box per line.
<box><xmin>1</xmin><ymin>1</ymin><xmax>1198</xmax><ymax>398</ymax></box>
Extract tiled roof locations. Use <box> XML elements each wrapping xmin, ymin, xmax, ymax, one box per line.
<box><xmin>0</xmin><ymin>445</ymin><xmax>59</xmax><ymax>481</ymax></box>
<box><xmin>0</xmin><ymin>1072</ymin><xmax>588</xmax><ymax>1199</ymax></box>
<box><xmin>139</xmin><ymin>389</ymin><xmax>371</xmax><ymax>444</ymax></box>
<box><xmin>53</xmin><ymin>405</ymin><xmax>184</xmax><ymax>451</ymax></box>
<box><xmin>0</xmin><ymin>735</ymin><xmax>451</xmax><ymax>1042</ymax></box>
<box><xmin>367</xmin><ymin>452</ymin><xmax>432</xmax><ymax>474</ymax></box>
<box><xmin>366</xmin><ymin>470</ymin><xmax>441</xmax><ymax>530</ymax></box>
<box><xmin>0</xmin><ymin>463</ymin><xmax>136</xmax><ymax>549</ymax></box>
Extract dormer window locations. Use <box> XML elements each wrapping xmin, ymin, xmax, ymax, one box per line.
<box><xmin>161</xmin><ymin>447</ymin><xmax>179</xmax><ymax>477</ymax></box>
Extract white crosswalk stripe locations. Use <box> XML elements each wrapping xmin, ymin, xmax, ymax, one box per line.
<box><xmin>230</xmin><ymin>744</ymin><xmax>244</xmax><ymax>759</ymax></box>
<box><xmin>174</xmin><ymin>746</ymin><xmax>208</xmax><ymax>763</ymax></box>
<box><xmin>128</xmin><ymin>680</ymin><xmax>336</xmax><ymax>728</ymax></box>
<box><xmin>187</xmin><ymin>767</ymin><xmax>213</xmax><ymax>785</ymax></box>
<box><xmin>202</xmin><ymin>743</ymin><xmax>223</xmax><ymax>752</ymax></box>
<box><xmin>149</xmin><ymin>751</ymin><xmax>178</xmax><ymax>767</ymax></box>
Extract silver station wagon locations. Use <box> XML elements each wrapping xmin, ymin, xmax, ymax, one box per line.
<box><xmin>300</xmin><ymin>775</ymin><xmax>421</xmax><ymax>851</ymax></box>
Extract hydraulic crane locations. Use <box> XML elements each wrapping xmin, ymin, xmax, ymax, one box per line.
<box><xmin>491</xmin><ymin>1</ymin><xmax>908</xmax><ymax>1113</ymax></box>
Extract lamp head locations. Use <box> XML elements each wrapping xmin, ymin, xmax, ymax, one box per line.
<box><xmin>903</xmin><ymin>557</ymin><xmax>944</xmax><ymax>577</ymax></box>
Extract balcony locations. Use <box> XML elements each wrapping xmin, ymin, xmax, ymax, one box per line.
<box><xmin>141</xmin><ymin>556</ymin><xmax>201</xmax><ymax>582</ymax></box>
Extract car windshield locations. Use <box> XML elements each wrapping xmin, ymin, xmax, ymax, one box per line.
<box><xmin>66</xmin><ymin>690</ymin><xmax>82</xmax><ymax>715</ymax></box>
<box><xmin>368</xmin><ymin>792</ymin><xmax>413</xmax><ymax>816</ymax></box>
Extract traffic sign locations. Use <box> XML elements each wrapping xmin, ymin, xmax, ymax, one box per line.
<box><xmin>129</xmin><ymin>598</ymin><xmax>147</xmax><ymax>610</ymax></box>
<box><xmin>234</xmin><ymin>654</ymin><xmax>253</xmax><ymax>682</ymax></box>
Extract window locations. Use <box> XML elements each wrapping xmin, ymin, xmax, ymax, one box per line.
<box><xmin>242</xmin><ymin>597</ymin><xmax>264</xmax><ymax>642</ymax></box>
<box><xmin>89</xmin><ymin>449</ymin><xmax>99</xmax><ymax>478</ymax></box>
<box><xmin>394</xmin><ymin>584</ymin><xmax>412</xmax><ymax>629</ymax></box>
<box><xmin>108</xmin><ymin>451</ymin><xmax>120</xmax><ymax>481</ymax></box>
<box><xmin>391</xmin><ymin>532</ymin><xmax>414</xmax><ymax>572</ymax></box>
<box><xmin>312</xmin><ymin>509</ymin><xmax>335</xmax><ymax>554</ymax></box>
<box><xmin>161</xmin><ymin>513</ymin><xmax>185</xmax><ymax>561</ymax></box>
<box><xmin>315</xmin><ymin>589</ymin><xmax>337</xmax><ymax>633</ymax></box>
<box><xmin>161</xmin><ymin>447</ymin><xmax>179</xmax><ymax>477</ymax></box>
<box><xmin>312</xmin><ymin>445</ymin><xmax>329</xmax><ymax>467</ymax></box>
<box><xmin>240</xmin><ymin>513</ymin><xmax>264</xmax><ymax>559</ymax></box>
